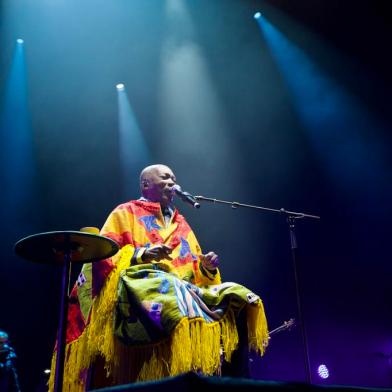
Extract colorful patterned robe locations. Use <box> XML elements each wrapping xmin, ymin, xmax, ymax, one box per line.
<box><xmin>50</xmin><ymin>200</ymin><xmax>268</xmax><ymax>391</ymax></box>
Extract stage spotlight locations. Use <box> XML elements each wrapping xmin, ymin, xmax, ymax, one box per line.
<box><xmin>16</xmin><ymin>38</ymin><xmax>24</xmax><ymax>44</ymax></box>
<box><xmin>317</xmin><ymin>364</ymin><xmax>329</xmax><ymax>379</ymax></box>
<box><xmin>254</xmin><ymin>12</ymin><xmax>261</xmax><ymax>19</ymax></box>
<box><xmin>117</xmin><ymin>84</ymin><xmax>150</xmax><ymax>198</ymax></box>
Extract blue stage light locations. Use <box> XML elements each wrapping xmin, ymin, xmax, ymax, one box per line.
<box><xmin>254</xmin><ymin>12</ymin><xmax>261</xmax><ymax>19</ymax></box>
<box><xmin>117</xmin><ymin>85</ymin><xmax>150</xmax><ymax>198</ymax></box>
<box><xmin>1</xmin><ymin>34</ymin><xmax>39</xmax><ymax>229</ymax></box>
<box><xmin>317</xmin><ymin>364</ymin><xmax>329</xmax><ymax>379</ymax></box>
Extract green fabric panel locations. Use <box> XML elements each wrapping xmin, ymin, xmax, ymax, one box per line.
<box><xmin>115</xmin><ymin>263</ymin><xmax>259</xmax><ymax>346</ymax></box>
<box><xmin>77</xmin><ymin>262</ymin><xmax>93</xmax><ymax>322</ymax></box>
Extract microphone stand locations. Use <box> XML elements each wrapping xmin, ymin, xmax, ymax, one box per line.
<box><xmin>194</xmin><ymin>195</ymin><xmax>320</xmax><ymax>384</ymax></box>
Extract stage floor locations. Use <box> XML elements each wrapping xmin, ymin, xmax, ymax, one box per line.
<box><xmin>90</xmin><ymin>372</ymin><xmax>391</xmax><ymax>392</ymax></box>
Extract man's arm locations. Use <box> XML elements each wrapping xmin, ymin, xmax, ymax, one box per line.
<box><xmin>185</xmin><ymin>230</ymin><xmax>221</xmax><ymax>286</ymax></box>
<box><xmin>140</xmin><ymin>244</ymin><xmax>173</xmax><ymax>262</ymax></box>
<box><xmin>199</xmin><ymin>251</ymin><xmax>220</xmax><ymax>281</ymax></box>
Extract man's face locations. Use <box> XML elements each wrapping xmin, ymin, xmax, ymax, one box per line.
<box><xmin>142</xmin><ymin>165</ymin><xmax>176</xmax><ymax>207</ymax></box>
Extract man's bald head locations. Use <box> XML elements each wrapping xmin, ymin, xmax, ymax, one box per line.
<box><xmin>140</xmin><ymin>164</ymin><xmax>171</xmax><ymax>184</ymax></box>
<box><xmin>140</xmin><ymin>164</ymin><xmax>176</xmax><ymax>207</ymax></box>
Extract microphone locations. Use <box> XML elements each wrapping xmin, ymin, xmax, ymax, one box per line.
<box><xmin>172</xmin><ymin>184</ymin><xmax>201</xmax><ymax>209</ymax></box>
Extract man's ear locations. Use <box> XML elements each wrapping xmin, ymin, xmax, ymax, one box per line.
<box><xmin>142</xmin><ymin>180</ymin><xmax>149</xmax><ymax>188</ymax></box>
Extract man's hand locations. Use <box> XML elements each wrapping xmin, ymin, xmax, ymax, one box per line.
<box><xmin>142</xmin><ymin>244</ymin><xmax>173</xmax><ymax>262</ymax></box>
<box><xmin>200</xmin><ymin>251</ymin><xmax>219</xmax><ymax>271</ymax></box>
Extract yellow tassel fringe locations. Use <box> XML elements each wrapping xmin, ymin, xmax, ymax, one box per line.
<box><xmin>247</xmin><ymin>300</ymin><xmax>269</xmax><ymax>355</ymax></box>
<box><xmin>48</xmin><ymin>246</ymin><xmax>269</xmax><ymax>391</ymax></box>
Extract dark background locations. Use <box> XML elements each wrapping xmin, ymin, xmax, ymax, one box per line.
<box><xmin>0</xmin><ymin>0</ymin><xmax>391</xmax><ymax>390</ymax></box>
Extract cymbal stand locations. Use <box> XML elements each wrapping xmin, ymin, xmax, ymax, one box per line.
<box><xmin>54</xmin><ymin>234</ymin><xmax>71</xmax><ymax>392</ymax></box>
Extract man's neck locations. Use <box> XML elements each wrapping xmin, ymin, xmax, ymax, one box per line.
<box><xmin>139</xmin><ymin>197</ymin><xmax>173</xmax><ymax>211</ymax></box>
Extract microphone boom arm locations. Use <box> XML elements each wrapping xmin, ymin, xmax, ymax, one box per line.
<box><xmin>194</xmin><ymin>195</ymin><xmax>320</xmax><ymax>219</ymax></box>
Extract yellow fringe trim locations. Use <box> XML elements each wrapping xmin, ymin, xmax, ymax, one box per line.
<box><xmin>48</xmin><ymin>246</ymin><xmax>269</xmax><ymax>391</ymax></box>
<box><xmin>247</xmin><ymin>300</ymin><xmax>269</xmax><ymax>355</ymax></box>
<box><xmin>111</xmin><ymin>314</ymin><xmax>235</xmax><ymax>385</ymax></box>
<box><xmin>48</xmin><ymin>246</ymin><xmax>133</xmax><ymax>392</ymax></box>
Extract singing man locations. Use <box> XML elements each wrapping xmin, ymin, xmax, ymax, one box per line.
<box><xmin>50</xmin><ymin>164</ymin><xmax>268</xmax><ymax>391</ymax></box>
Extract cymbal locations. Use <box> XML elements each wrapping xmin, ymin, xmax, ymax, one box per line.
<box><xmin>14</xmin><ymin>230</ymin><xmax>119</xmax><ymax>264</ymax></box>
